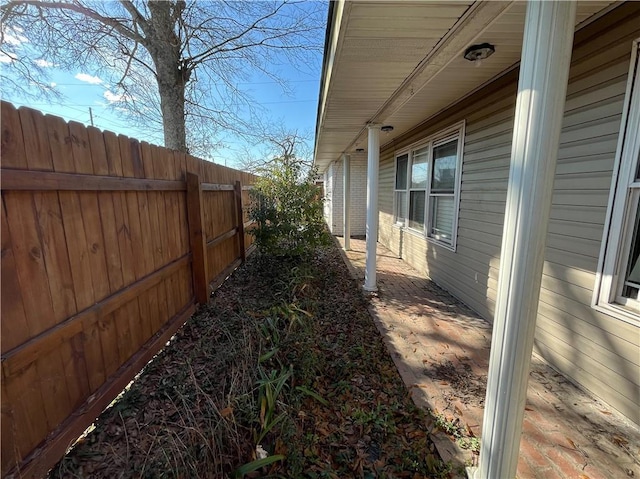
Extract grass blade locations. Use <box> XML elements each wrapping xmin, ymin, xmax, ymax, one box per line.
<box><xmin>233</xmin><ymin>454</ymin><xmax>285</xmax><ymax>478</ymax></box>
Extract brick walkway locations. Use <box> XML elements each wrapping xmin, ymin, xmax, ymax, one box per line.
<box><xmin>336</xmin><ymin>237</ymin><xmax>640</xmax><ymax>479</ymax></box>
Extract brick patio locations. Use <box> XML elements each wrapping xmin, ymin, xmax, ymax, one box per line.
<box><xmin>336</xmin><ymin>237</ymin><xmax>640</xmax><ymax>479</ymax></box>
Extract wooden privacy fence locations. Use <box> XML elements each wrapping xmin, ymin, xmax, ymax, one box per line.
<box><xmin>0</xmin><ymin>101</ymin><xmax>256</xmax><ymax>478</ymax></box>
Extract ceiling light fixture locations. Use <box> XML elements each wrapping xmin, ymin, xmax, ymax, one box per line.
<box><xmin>464</xmin><ymin>43</ymin><xmax>495</xmax><ymax>62</ymax></box>
<box><xmin>356</xmin><ymin>148</ymin><xmax>364</xmax><ymax>152</ymax></box>
<box><xmin>381</xmin><ymin>125</ymin><xmax>394</xmax><ymax>132</ymax></box>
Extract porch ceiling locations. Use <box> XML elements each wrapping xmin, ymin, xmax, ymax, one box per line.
<box><xmin>313</xmin><ymin>0</ymin><xmax>616</xmax><ymax>172</ymax></box>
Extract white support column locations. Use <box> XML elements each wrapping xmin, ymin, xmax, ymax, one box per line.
<box><xmin>476</xmin><ymin>2</ymin><xmax>577</xmax><ymax>478</ymax></box>
<box><xmin>343</xmin><ymin>153</ymin><xmax>351</xmax><ymax>251</ymax></box>
<box><xmin>364</xmin><ymin>125</ymin><xmax>380</xmax><ymax>292</ymax></box>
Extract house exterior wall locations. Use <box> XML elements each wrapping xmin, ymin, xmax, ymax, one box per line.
<box><xmin>322</xmin><ymin>156</ymin><xmax>368</xmax><ymax>236</ymax></box>
<box><xmin>377</xmin><ymin>5</ymin><xmax>640</xmax><ymax>424</ymax></box>
<box><xmin>323</xmin><ymin>164</ymin><xmax>333</xmax><ymax>232</ymax></box>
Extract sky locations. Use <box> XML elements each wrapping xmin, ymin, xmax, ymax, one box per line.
<box><xmin>0</xmin><ymin>1</ymin><xmax>327</xmax><ymax>171</ymax></box>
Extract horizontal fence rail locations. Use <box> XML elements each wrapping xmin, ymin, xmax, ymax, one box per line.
<box><xmin>0</xmin><ymin>101</ymin><xmax>256</xmax><ymax>478</ymax></box>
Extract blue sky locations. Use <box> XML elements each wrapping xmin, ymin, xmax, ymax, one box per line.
<box><xmin>1</xmin><ymin>2</ymin><xmax>327</xmax><ymax>170</ymax></box>
<box><xmin>3</xmin><ymin>62</ymin><xmax>321</xmax><ymax>170</ymax></box>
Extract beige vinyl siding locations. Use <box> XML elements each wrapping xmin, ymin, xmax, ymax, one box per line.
<box><xmin>323</xmin><ymin>164</ymin><xmax>333</xmax><ymax>232</ymax></box>
<box><xmin>377</xmin><ymin>5</ymin><xmax>640</xmax><ymax>423</ymax></box>
<box><xmin>536</xmin><ymin>8</ymin><xmax>640</xmax><ymax>424</ymax></box>
<box><xmin>379</xmin><ymin>149</ymin><xmax>399</xmax><ymax>255</ymax></box>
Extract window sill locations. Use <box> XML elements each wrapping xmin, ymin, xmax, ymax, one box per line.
<box><xmin>399</xmin><ymin>226</ymin><xmax>457</xmax><ymax>252</ymax></box>
<box><xmin>592</xmin><ymin>302</ymin><xmax>640</xmax><ymax>328</ymax></box>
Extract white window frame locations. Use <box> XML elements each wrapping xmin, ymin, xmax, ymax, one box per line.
<box><xmin>408</xmin><ymin>145</ymin><xmax>429</xmax><ymax>232</ymax></box>
<box><xmin>393</xmin><ymin>153</ymin><xmax>408</xmax><ymax>226</ymax></box>
<box><xmin>593</xmin><ymin>39</ymin><xmax>640</xmax><ymax>326</ymax></box>
<box><xmin>392</xmin><ymin>121</ymin><xmax>465</xmax><ymax>251</ymax></box>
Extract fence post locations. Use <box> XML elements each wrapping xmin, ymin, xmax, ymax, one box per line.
<box><xmin>234</xmin><ymin>180</ymin><xmax>246</xmax><ymax>262</ymax></box>
<box><xmin>186</xmin><ymin>172</ymin><xmax>209</xmax><ymax>304</ymax></box>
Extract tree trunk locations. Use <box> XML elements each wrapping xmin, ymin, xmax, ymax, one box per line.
<box><xmin>156</xmin><ymin>75</ymin><xmax>187</xmax><ymax>152</ymax></box>
<box><xmin>147</xmin><ymin>0</ymin><xmax>188</xmax><ymax>152</ymax></box>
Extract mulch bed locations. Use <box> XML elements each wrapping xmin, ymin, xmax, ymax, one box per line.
<box><xmin>50</xmin><ymin>241</ymin><xmax>452</xmax><ymax>478</ymax></box>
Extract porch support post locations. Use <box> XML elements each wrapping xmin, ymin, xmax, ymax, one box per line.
<box><xmin>364</xmin><ymin>124</ymin><xmax>380</xmax><ymax>292</ymax></box>
<box><xmin>343</xmin><ymin>153</ymin><xmax>351</xmax><ymax>250</ymax></box>
<box><xmin>477</xmin><ymin>1</ymin><xmax>576</xmax><ymax>478</ymax></box>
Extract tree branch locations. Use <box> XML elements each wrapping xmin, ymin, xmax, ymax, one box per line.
<box><xmin>185</xmin><ymin>1</ymin><xmax>287</xmax><ymax>64</ymax></box>
<box><xmin>119</xmin><ymin>0</ymin><xmax>150</xmax><ymax>39</ymax></box>
<box><xmin>3</xmin><ymin>0</ymin><xmax>145</xmax><ymax>43</ymax></box>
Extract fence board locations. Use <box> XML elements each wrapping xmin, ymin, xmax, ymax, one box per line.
<box><xmin>36</xmin><ymin>349</ymin><xmax>72</xmax><ymax>433</ymax></box>
<box><xmin>19</xmin><ymin>108</ymin><xmax>53</xmax><ymax>172</ymax></box>
<box><xmin>64</xmin><ymin>332</ymin><xmax>91</xmax><ymax>409</ymax></box>
<box><xmin>1</xmin><ymin>377</ymin><xmax>17</xmax><ymax>473</ymax></box>
<box><xmin>3</xmin><ymin>363</ymin><xmax>48</xmax><ymax>468</ymax></box>
<box><xmin>151</xmin><ymin>145</ymin><xmax>172</xmax><ymax>267</ymax></box>
<box><xmin>4</xmin><ymin>192</ymin><xmax>56</xmax><ymax>336</ymax></box>
<box><xmin>0</xmin><ymin>200</ymin><xmax>29</xmax><ymax>352</ymax></box>
<box><xmin>69</xmin><ymin>124</ymin><xmax>110</xmax><ymax>304</ymax></box>
<box><xmin>1</xmin><ymin>103</ymin><xmax>27</xmax><ymax>169</ymax></box>
<box><xmin>1</xmin><ymin>101</ymin><xmax>256</xmax><ymax>477</ymax></box>
<box><xmin>120</xmin><ymin>137</ymin><xmax>147</xmax><ymax>281</ymax></box>
<box><xmin>97</xmin><ymin>312</ymin><xmax>119</xmax><ymax>382</ymax></box>
<box><xmin>33</xmin><ymin>190</ymin><xmax>76</xmax><ymax>318</ymax></box>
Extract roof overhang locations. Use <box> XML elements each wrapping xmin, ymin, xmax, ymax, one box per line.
<box><xmin>313</xmin><ymin>0</ymin><xmax>617</xmax><ymax>172</ymax></box>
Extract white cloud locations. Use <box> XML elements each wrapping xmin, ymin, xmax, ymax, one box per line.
<box><xmin>34</xmin><ymin>58</ymin><xmax>53</xmax><ymax>68</ymax></box>
<box><xmin>104</xmin><ymin>90</ymin><xmax>126</xmax><ymax>103</ymax></box>
<box><xmin>75</xmin><ymin>73</ymin><xmax>103</xmax><ymax>84</ymax></box>
<box><xmin>50</xmin><ymin>82</ymin><xmax>57</xmax><ymax>88</ymax></box>
<box><xmin>0</xmin><ymin>52</ymin><xmax>16</xmax><ymax>63</ymax></box>
<box><xmin>2</xmin><ymin>26</ymin><xmax>27</xmax><ymax>46</ymax></box>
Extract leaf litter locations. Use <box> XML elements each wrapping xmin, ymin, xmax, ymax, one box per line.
<box><xmin>50</xmin><ymin>242</ymin><xmax>454</xmax><ymax>478</ymax></box>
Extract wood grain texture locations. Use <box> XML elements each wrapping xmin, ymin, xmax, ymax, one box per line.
<box><xmin>1</xmin><ymin>100</ymin><xmax>256</xmax><ymax>477</ymax></box>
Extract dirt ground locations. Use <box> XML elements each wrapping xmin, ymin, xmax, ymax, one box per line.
<box><xmin>49</xmin><ymin>242</ymin><xmax>456</xmax><ymax>478</ymax></box>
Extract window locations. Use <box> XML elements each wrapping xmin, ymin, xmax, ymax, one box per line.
<box><xmin>394</xmin><ymin>154</ymin><xmax>408</xmax><ymax>224</ymax></box>
<box><xmin>392</xmin><ymin>122</ymin><xmax>464</xmax><ymax>249</ymax></box>
<box><xmin>595</xmin><ymin>41</ymin><xmax>640</xmax><ymax>324</ymax></box>
<box><xmin>429</xmin><ymin>139</ymin><xmax>458</xmax><ymax>243</ymax></box>
<box><xmin>409</xmin><ymin>146</ymin><xmax>429</xmax><ymax>230</ymax></box>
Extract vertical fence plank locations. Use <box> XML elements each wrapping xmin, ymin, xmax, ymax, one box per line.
<box><xmin>4</xmin><ymin>192</ymin><xmax>56</xmax><ymax>338</ymax></box>
<box><xmin>88</xmin><ymin>129</ymin><xmax>124</xmax><ymax>293</ymax></box>
<box><xmin>104</xmin><ymin>132</ymin><xmax>134</xmax><ymax>285</ymax></box>
<box><xmin>1</xmin><ymin>374</ymin><xmax>18</xmax><ymax>476</ymax></box>
<box><xmin>119</xmin><ymin>135</ymin><xmax>146</xmax><ymax>280</ymax></box>
<box><xmin>118</xmin><ymin>135</ymin><xmax>145</xmax><ymax>354</ymax></box>
<box><xmin>1</xmin><ymin>102</ymin><xmax>27</xmax><ymax>169</ymax></box>
<box><xmin>150</xmin><ymin>146</ymin><xmax>171</xmax><ymax>266</ymax></box>
<box><xmin>2</xmin><ymin>363</ymin><xmax>49</xmax><ymax>466</ymax></box>
<box><xmin>45</xmin><ymin>114</ymin><xmax>101</xmax><ymax>398</ymax></box>
<box><xmin>132</xmin><ymin>140</ymin><xmax>155</xmax><ymax>277</ymax></box>
<box><xmin>48</xmin><ymin>117</ymin><xmax>94</xmax><ymax>310</ymax></box>
<box><xmin>19</xmin><ymin>108</ymin><xmax>54</xmax><ymax>172</ymax></box>
<box><xmin>69</xmin><ymin>121</ymin><xmax>110</xmax><ymax>303</ymax></box>
<box><xmin>140</xmin><ymin>142</ymin><xmax>163</xmax><ymax>271</ymax></box>
<box><xmin>173</xmin><ymin>151</ymin><xmax>191</xmax><ymax>312</ymax></box>
<box><xmin>186</xmin><ymin>172</ymin><xmax>209</xmax><ymax>304</ymax></box>
<box><xmin>235</xmin><ymin>180</ymin><xmax>247</xmax><ymax>262</ymax></box>
<box><xmin>0</xmin><ymin>200</ymin><xmax>29</xmax><ymax>352</ymax></box>
<box><xmin>99</xmin><ymin>312</ymin><xmax>122</xmax><ymax>380</ymax></box>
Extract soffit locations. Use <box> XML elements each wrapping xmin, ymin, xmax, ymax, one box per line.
<box><xmin>314</xmin><ymin>0</ymin><xmax>616</xmax><ymax>172</ymax></box>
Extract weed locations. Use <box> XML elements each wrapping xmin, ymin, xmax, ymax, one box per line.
<box><xmin>433</xmin><ymin>412</ymin><xmax>481</xmax><ymax>453</ymax></box>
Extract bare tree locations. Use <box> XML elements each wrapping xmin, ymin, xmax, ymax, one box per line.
<box><xmin>0</xmin><ymin>0</ymin><xmax>324</xmax><ymax>154</ymax></box>
<box><xmin>237</xmin><ymin>123</ymin><xmax>312</xmax><ymax>175</ymax></box>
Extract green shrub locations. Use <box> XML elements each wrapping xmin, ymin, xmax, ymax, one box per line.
<box><xmin>249</xmin><ymin>156</ymin><xmax>328</xmax><ymax>258</ymax></box>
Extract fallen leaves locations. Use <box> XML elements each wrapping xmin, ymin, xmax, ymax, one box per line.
<box><xmin>49</xmin><ymin>245</ymin><xmax>452</xmax><ymax>478</ymax></box>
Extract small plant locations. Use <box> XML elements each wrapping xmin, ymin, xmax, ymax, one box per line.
<box><xmin>249</xmin><ymin>154</ymin><xmax>329</xmax><ymax>258</ymax></box>
<box><xmin>256</xmin><ymin>366</ymin><xmax>292</xmax><ymax>436</ymax></box>
<box><xmin>433</xmin><ymin>412</ymin><xmax>481</xmax><ymax>453</ymax></box>
<box><xmin>459</xmin><ymin>436</ymin><xmax>481</xmax><ymax>453</ymax></box>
